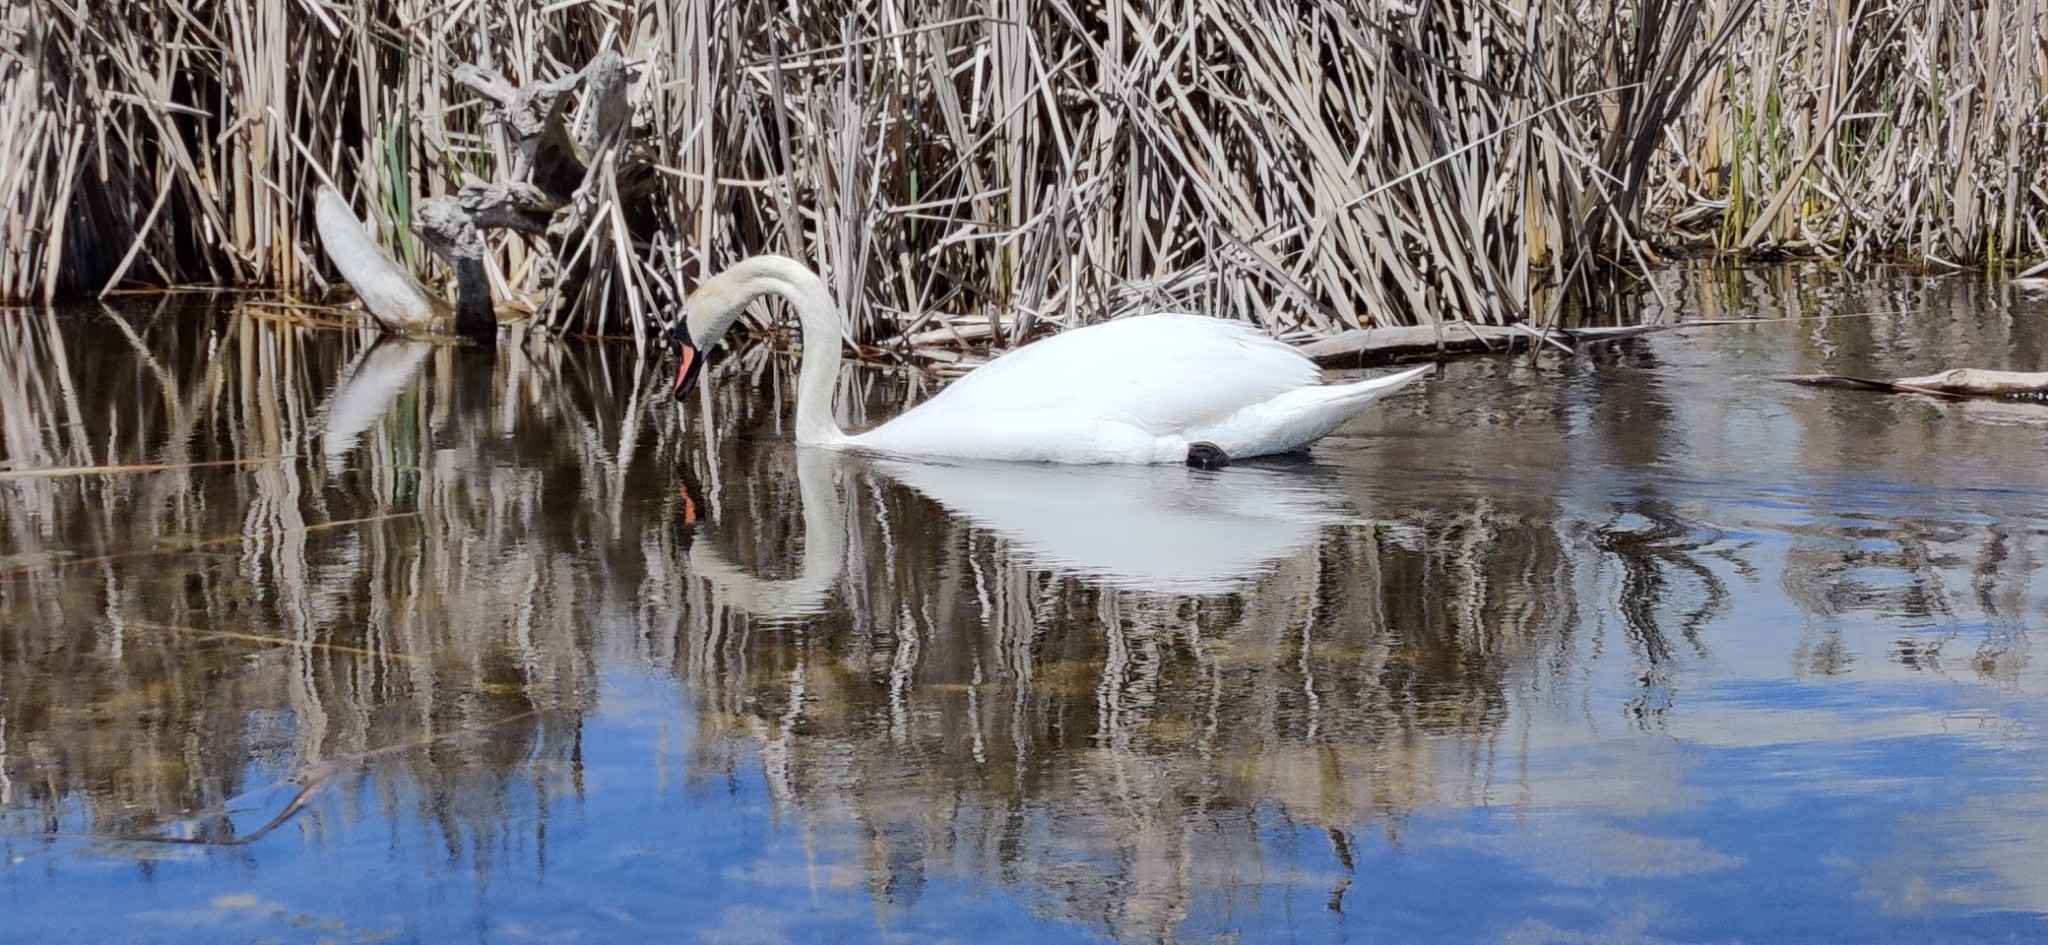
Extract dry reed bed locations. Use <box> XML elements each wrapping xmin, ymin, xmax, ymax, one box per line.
<box><xmin>1654</xmin><ymin>0</ymin><xmax>2048</xmax><ymax>264</ymax></box>
<box><xmin>3</xmin><ymin>0</ymin><xmax>2041</xmax><ymax>347</ymax></box>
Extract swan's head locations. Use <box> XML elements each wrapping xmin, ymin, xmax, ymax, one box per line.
<box><xmin>670</xmin><ymin>325</ymin><xmax>708</xmax><ymax>404</ymax></box>
<box><xmin>671</xmin><ymin>255</ymin><xmax>817</xmax><ymax>403</ymax></box>
<box><xmin>670</xmin><ymin>335</ymin><xmax>705</xmax><ymax>403</ymax></box>
<box><xmin>670</xmin><ymin>276</ymin><xmax>748</xmax><ymax>403</ymax></box>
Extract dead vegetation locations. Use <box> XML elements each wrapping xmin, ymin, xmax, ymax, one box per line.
<box><xmin>3</xmin><ymin>0</ymin><xmax>2043</xmax><ymax>350</ymax></box>
<box><xmin>1655</xmin><ymin>0</ymin><xmax>2048</xmax><ymax>265</ymax></box>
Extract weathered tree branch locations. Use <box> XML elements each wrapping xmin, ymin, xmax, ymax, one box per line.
<box><xmin>313</xmin><ymin>185</ymin><xmax>446</xmax><ymax>333</ymax></box>
<box><xmin>458</xmin><ymin>182</ymin><xmax>559</xmax><ymax>235</ymax></box>
<box><xmin>320</xmin><ymin>51</ymin><xmax>648</xmax><ymax>341</ymax></box>
<box><xmin>574</xmin><ymin>51</ymin><xmax>634</xmax><ymax>156</ymax></box>
<box><xmin>1298</xmin><ymin>322</ymin><xmax>1666</xmax><ymax>367</ymax></box>
<box><xmin>1784</xmin><ymin>368</ymin><xmax>2048</xmax><ymax>399</ymax></box>
<box><xmin>410</xmin><ymin>197</ymin><xmax>494</xmax><ymax>340</ymax></box>
<box><xmin>456</xmin><ymin>63</ymin><xmax>588</xmax><ymax>198</ymax></box>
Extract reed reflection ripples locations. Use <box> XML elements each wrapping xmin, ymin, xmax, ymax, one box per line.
<box><xmin>3</xmin><ymin>269</ymin><xmax>2048</xmax><ymax>942</ymax></box>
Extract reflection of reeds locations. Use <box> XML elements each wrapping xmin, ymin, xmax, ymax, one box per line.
<box><xmin>12</xmin><ymin>276</ymin><xmax>2045</xmax><ymax>934</ymax></box>
<box><xmin>665</xmin><ymin>413</ymin><xmax>1599</xmax><ymax>936</ymax></box>
<box><xmin>0</xmin><ymin>300</ymin><xmax>647</xmax><ymax>846</ymax></box>
<box><xmin>1668</xmin><ymin>266</ymin><xmax>2048</xmax><ymax>684</ymax></box>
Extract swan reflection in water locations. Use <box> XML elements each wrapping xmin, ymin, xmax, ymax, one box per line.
<box><xmin>871</xmin><ymin>457</ymin><xmax>1357</xmax><ymax>593</ymax></box>
<box><xmin>310</xmin><ymin>336</ymin><xmax>1372</xmax><ymax>613</ymax></box>
<box><xmin>681</xmin><ymin>446</ymin><xmax>1365</xmax><ymax>618</ymax></box>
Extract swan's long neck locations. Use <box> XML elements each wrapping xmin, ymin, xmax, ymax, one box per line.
<box><xmin>786</xmin><ymin>274</ymin><xmax>848</xmax><ymax>448</ymax></box>
<box><xmin>688</xmin><ymin>256</ymin><xmax>848</xmax><ymax>446</ymax></box>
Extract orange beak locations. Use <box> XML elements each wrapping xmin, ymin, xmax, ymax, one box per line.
<box><xmin>672</xmin><ymin>340</ymin><xmax>703</xmax><ymax>402</ymax></box>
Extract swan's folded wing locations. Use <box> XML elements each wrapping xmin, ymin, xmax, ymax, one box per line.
<box><xmin>900</xmin><ymin>314</ymin><xmax>1319</xmax><ymax>436</ymax></box>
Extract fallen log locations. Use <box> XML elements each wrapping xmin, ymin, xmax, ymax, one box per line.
<box><xmin>1783</xmin><ymin>368</ymin><xmax>2048</xmax><ymax>399</ymax></box>
<box><xmin>1297</xmin><ymin>321</ymin><xmax>1666</xmax><ymax>367</ymax></box>
<box><xmin>313</xmin><ymin>185</ymin><xmax>446</xmax><ymax>333</ymax></box>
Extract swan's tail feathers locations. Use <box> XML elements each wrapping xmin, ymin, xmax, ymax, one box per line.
<box><xmin>1201</xmin><ymin>364</ymin><xmax>1431</xmax><ymax>459</ymax></box>
<box><xmin>1323</xmin><ymin>364</ymin><xmax>1432</xmax><ymax>407</ymax></box>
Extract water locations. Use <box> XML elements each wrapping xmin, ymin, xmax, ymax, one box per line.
<box><xmin>4</xmin><ymin>268</ymin><xmax>2048</xmax><ymax>943</ymax></box>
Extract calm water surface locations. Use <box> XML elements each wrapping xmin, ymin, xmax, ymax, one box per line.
<box><xmin>5</xmin><ymin>267</ymin><xmax>2048</xmax><ymax>943</ymax></box>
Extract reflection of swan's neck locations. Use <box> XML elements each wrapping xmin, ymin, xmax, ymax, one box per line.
<box><xmin>687</xmin><ymin>257</ymin><xmax>847</xmax><ymax>447</ymax></box>
<box><xmin>689</xmin><ymin>448</ymin><xmax>847</xmax><ymax>617</ymax></box>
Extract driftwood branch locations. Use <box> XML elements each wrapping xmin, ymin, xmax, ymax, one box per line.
<box><xmin>312</xmin><ymin>185</ymin><xmax>446</xmax><ymax>333</ymax></box>
<box><xmin>410</xmin><ymin>196</ymin><xmax>493</xmax><ymax>338</ymax></box>
<box><xmin>1784</xmin><ymin>368</ymin><xmax>2048</xmax><ymax>399</ymax></box>
<box><xmin>321</xmin><ymin>51</ymin><xmax>647</xmax><ymax>342</ymax></box>
<box><xmin>459</xmin><ymin>182</ymin><xmax>559</xmax><ymax>234</ymax></box>
<box><xmin>574</xmin><ymin>51</ymin><xmax>634</xmax><ymax>156</ymax></box>
<box><xmin>1298</xmin><ymin>321</ymin><xmax>1667</xmax><ymax>367</ymax></box>
<box><xmin>456</xmin><ymin>63</ymin><xmax>587</xmax><ymax>198</ymax></box>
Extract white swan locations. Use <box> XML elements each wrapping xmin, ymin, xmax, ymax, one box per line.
<box><xmin>672</xmin><ymin>255</ymin><xmax>1429</xmax><ymax>465</ymax></box>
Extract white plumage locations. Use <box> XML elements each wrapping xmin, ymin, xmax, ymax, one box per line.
<box><xmin>674</xmin><ymin>255</ymin><xmax>1427</xmax><ymax>464</ymax></box>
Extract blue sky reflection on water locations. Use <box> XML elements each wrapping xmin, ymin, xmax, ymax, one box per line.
<box><xmin>4</xmin><ymin>671</ymin><xmax>1152</xmax><ymax>945</ymax></box>
<box><xmin>12</xmin><ymin>667</ymin><xmax>2047</xmax><ymax>945</ymax></box>
<box><xmin>6</xmin><ymin>268</ymin><xmax>2048</xmax><ymax>943</ymax></box>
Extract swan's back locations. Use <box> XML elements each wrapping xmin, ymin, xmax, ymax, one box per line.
<box><xmin>919</xmin><ymin>314</ymin><xmax>1312</xmax><ymax>428</ymax></box>
<box><xmin>850</xmin><ymin>314</ymin><xmax>1323</xmax><ymax>461</ymax></box>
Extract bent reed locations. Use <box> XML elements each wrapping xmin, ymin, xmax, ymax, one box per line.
<box><xmin>4</xmin><ymin>0</ymin><xmax>2044</xmax><ymax>346</ymax></box>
